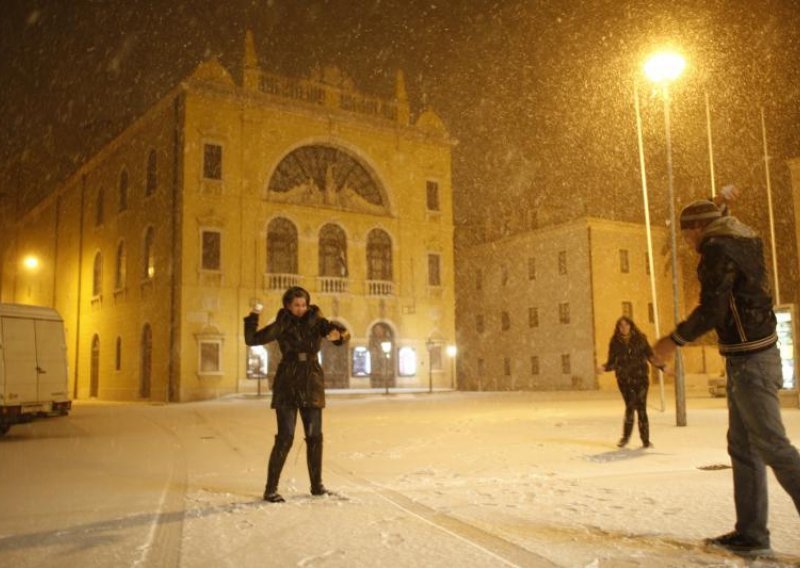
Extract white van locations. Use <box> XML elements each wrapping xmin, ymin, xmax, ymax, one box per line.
<box><xmin>0</xmin><ymin>304</ymin><xmax>71</xmax><ymax>435</ymax></box>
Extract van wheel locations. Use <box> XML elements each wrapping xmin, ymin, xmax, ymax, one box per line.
<box><xmin>0</xmin><ymin>424</ymin><xmax>9</xmax><ymax>436</ymax></box>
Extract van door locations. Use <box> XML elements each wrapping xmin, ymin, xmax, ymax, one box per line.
<box><xmin>1</xmin><ymin>317</ymin><xmax>38</xmax><ymax>404</ymax></box>
<box><xmin>35</xmin><ymin>319</ymin><xmax>68</xmax><ymax>403</ymax></box>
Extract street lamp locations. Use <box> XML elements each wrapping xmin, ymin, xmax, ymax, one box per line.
<box><xmin>446</xmin><ymin>344</ymin><xmax>457</xmax><ymax>390</ymax></box>
<box><xmin>380</xmin><ymin>340</ymin><xmax>392</xmax><ymax>395</ymax></box>
<box><xmin>644</xmin><ymin>49</ymin><xmax>688</xmax><ymax>427</ymax></box>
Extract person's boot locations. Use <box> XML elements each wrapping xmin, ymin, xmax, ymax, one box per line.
<box><xmin>639</xmin><ymin>421</ymin><xmax>652</xmax><ymax>448</ymax></box>
<box><xmin>306</xmin><ymin>434</ymin><xmax>331</xmax><ymax>496</ymax></box>
<box><xmin>618</xmin><ymin>419</ymin><xmax>634</xmax><ymax>447</ymax></box>
<box><xmin>263</xmin><ymin>434</ymin><xmax>293</xmax><ymax>502</ymax></box>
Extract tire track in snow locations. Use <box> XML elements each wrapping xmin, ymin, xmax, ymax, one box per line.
<box><xmin>327</xmin><ymin>463</ymin><xmax>559</xmax><ymax>568</ymax></box>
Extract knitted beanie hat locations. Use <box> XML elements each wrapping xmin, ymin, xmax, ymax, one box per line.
<box><xmin>679</xmin><ymin>200</ymin><xmax>721</xmax><ymax>229</ymax></box>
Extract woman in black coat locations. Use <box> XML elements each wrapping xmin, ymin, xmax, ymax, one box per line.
<box><xmin>597</xmin><ymin>316</ymin><xmax>664</xmax><ymax>448</ymax></box>
<box><xmin>244</xmin><ymin>286</ymin><xmax>349</xmax><ymax>502</ymax></box>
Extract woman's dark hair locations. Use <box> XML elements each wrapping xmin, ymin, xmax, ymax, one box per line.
<box><xmin>282</xmin><ymin>286</ymin><xmax>311</xmax><ymax>308</ymax></box>
<box><xmin>612</xmin><ymin>316</ymin><xmax>642</xmax><ymax>340</ymax></box>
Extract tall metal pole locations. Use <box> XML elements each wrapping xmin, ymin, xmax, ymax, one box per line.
<box><xmin>634</xmin><ymin>80</ymin><xmax>665</xmax><ymax>411</ymax></box>
<box><xmin>705</xmin><ymin>92</ymin><xmax>717</xmax><ymax>198</ymax></box>
<box><xmin>663</xmin><ymin>85</ymin><xmax>687</xmax><ymax>426</ymax></box>
<box><xmin>761</xmin><ymin>106</ymin><xmax>780</xmax><ymax>305</ymax></box>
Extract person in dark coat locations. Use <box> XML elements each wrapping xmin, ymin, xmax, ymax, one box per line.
<box><xmin>597</xmin><ymin>316</ymin><xmax>664</xmax><ymax>448</ymax></box>
<box><xmin>654</xmin><ymin>199</ymin><xmax>800</xmax><ymax>556</ymax></box>
<box><xmin>243</xmin><ymin>286</ymin><xmax>349</xmax><ymax>503</ymax></box>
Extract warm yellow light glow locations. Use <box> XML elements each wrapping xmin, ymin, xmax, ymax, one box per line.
<box><xmin>644</xmin><ymin>51</ymin><xmax>686</xmax><ymax>83</ymax></box>
<box><xmin>446</xmin><ymin>344</ymin><xmax>457</xmax><ymax>357</ymax></box>
<box><xmin>22</xmin><ymin>255</ymin><xmax>40</xmax><ymax>270</ymax></box>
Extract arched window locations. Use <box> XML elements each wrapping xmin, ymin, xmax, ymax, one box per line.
<box><xmin>267</xmin><ymin>217</ymin><xmax>298</xmax><ymax>274</ymax></box>
<box><xmin>366</xmin><ymin>228</ymin><xmax>392</xmax><ymax>281</ymax></box>
<box><xmin>95</xmin><ymin>188</ymin><xmax>105</xmax><ymax>227</ymax></box>
<box><xmin>146</xmin><ymin>150</ymin><xmax>157</xmax><ymax>197</ymax></box>
<box><xmin>92</xmin><ymin>252</ymin><xmax>103</xmax><ymax>297</ymax></box>
<box><xmin>143</xmin><ymin>227</ymin><xmax>155</xmax><ymax>279</ymax></box>
<box><xmin>318</xmin><ymin>224</ymin><xmax>347</xmax><ymax>277</ymax></box>
<box><xmin>119</xmin><ymin>169</ymin><xmax>129</xmax><ymax>212</ymax></box>
<box><xmin>115</xmin><ymin>241</ymin><xmax>126</xmax><ymax>290</ymax></box>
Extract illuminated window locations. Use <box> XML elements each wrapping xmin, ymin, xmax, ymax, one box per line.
<box><xmin>352</xmin><ymin>346</ymin><xmax>371</xmax><ymax>376</ymax></box>
<box><xmin>143</xmin><ymin>227</ymin><xmax>155</xmax><ymax>279</ymax></box>
<box><xmin>247</xmin><ymin>346</ymin><xmax>268</xmax><ymax>379</ymax></box>
<box><xmin>398</xmin><ymin>347</ymin><xmax>417</xmax><ymax>376</ymax></box>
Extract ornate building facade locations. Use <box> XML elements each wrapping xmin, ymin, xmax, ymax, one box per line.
<box><xmin>0</xmin><ymin>32</ymin><xmax>456</xmax><ymax>401</ymax></box>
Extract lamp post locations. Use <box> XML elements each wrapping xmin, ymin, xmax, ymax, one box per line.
<box><xmin>644</xmin><ymin>50</ymin><xmax>688</xmax><ymax>427</ymax></box>
<box><xmin>425</xmin><ymin>337</ymin><xmax>434</xmax><ymax>393</ymax></box>
<box><xmin>380</xmin><ymin>340</ymin><xmax>392</xmax><ymax>395</ymax></box>
<box><xmin>446</xmin><ymin>344</ymin><xmax>457</xmax><ymax>390</ymax></box>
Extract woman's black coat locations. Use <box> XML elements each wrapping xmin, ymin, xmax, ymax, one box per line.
<box><xmin>603</xmin><ymin>332</ymin><xmax>655</xmax><ymax>384</ymax></box>
<box><xmin>243</xmin><ymin>305</ymin><xmax>346</xmax><ymax>409</ymax></box>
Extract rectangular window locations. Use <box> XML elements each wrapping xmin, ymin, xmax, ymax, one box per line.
<box><xmin>203</xmin><ymin>143</ymin><xmax>223</xmax><ymax>180</ymax></box>
<box><xmin>426</xmin><ymin>180</ymin><xmax>440</xmax><ymax>211</ymax></box>
<box><xmin>620</xmin><ymin>249</ymin><xmax>630</xmax><ymax>273</ymax></box>
<box><xmin>561</xmin><ymin>354</ymin><xmax>571</xmax><ymax>374</ymax></box>
<box><xmin>501</xmin><ymin>311</ymin><xmax>511</xmax><ymax>331</ymax></box>
<box><xmin>430</xmin><ymin>345</ymin><xmax>443</xmax><ymax>371</ymax></box>
<box><xmin>528</xmin><ymin>307</ymin><xmax>539</xmax><ymax>328</ymax></box>
<box><xmin>352</xmin><ymin>346</ymin><xmax>371</xmax><ymax>376</ymax></box>
<box><xmin>477</xmin><ymin>358</ymin><xmax>484</xmax><ymax>377</ymax></box>
<box><xmin>530</xmin><ymin>355</ymin><xmax>539</xmax><ymax>375</ymax></box>
<box><xmin>558</xmin><ymin>251</ymin><xmax>567</xmax><ymax>275</ymax></box>
<box><xmin>200</xmin><ymin>341</ymin><xmax>221</xmax><ymax>373</ymax></box>
<box><xmin>648</xmin><ymin>302</ymin><xmax>655</xmax><ymax>323</ymax></box>
<box><xmin>428</xmin><ymin>253</ymin><xmax>441</xmax><ymax>286</ymax></box>
<box><xmin>503</xmin><ymin>357</ymin><xmax>511</xmax><ymax>376</ymax></box>
<box><xmin>528</xmin><ymin>257</ymin><xmax>536</xmax><ymax>280</ymax></box>
<box><xmin>558</xmin><ymin>302</ymin><xmax>570</xmax><ymax>324</ymax></box>
<box><xmin>476</xmin><ymin>314</ymin><xmax>485</xmax><ymax>333</ymax></box>
<box><xmin>476</xmin><ymin>269</ymin><xmax>482</xmax><ymax>291</ymax></box>
<box><xmin>201</xmin><ymin>230</ymin><xmax>221</xmax><ymax>271</ymax></box>
<box><xmin>622</xmin><ymin>301</ymin><xmax>633</xmax><ymax>319</ymax></box>
<box><xmin>501</xmin><ymin>265</ymin><xmax>508</xmax><ymax>286</ymax></box>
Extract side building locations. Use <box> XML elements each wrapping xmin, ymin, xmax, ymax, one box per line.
<box><xmin>456</xmin><ymin>217</ymin><xmax>688</xmax><ymax>390</ymax></box>
<box><xmin>0</xmin><ymin>32</ymin><xmax>457</xmax><ymax>401</ymax></box>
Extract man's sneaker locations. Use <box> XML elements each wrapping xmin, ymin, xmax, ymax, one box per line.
<box><xmin>705</xmin><ymin>531</ymin><xmax>772</xmax><ymax>556</ymax></box>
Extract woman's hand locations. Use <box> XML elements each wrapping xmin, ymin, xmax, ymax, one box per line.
<box><xmin>326</xmin><ymin>329</ymin><xmax>341</xmax><ymax>342</ymax></box>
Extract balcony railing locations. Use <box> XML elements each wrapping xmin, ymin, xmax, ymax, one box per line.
<box><xmin>317</xmin><ymin>276</ymin><xmax>349</xmax><ymax>294</ymax></box>
<box><xmin>366</xmin><ymin>280</ymin><xmax>395</xmax><ymax>296</ymax></box>
<box><xmin>265</xmin><ymin>273</ymin><xmax>301</xmax><ymax>291</ymax></box>
<box><xmin>259</xmin><ymin>72</ymin><xmax>399</xmax><ymax>123</ymax></box>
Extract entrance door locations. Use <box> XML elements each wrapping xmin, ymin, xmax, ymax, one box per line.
<box><xmin>34</xmin><ymin>319</ymin><xmax>68</xmax><ymax>401</ymax></box>
<box><xmin>368</xmin><ymin>323</ymin><xmax>394</xmax><ymax>389</ymax></box>
<box><xmin>90</xmin><ymin>335</ymin><xmax>100</xmax><ymax>398</ymax></box>
<box><xmin>1</xmin><ymin>317</ymin><xmax>38</xmax><ymax>403</ymax></box>
<box><xmin>321</xmin><ymin>325</ymin><xmax>349</xmax><ymax>388</ymax></box>
<box><xmin>140</xmin><ymin>324</ymin><xmax>152</xmax><ymax>399</ymax></box>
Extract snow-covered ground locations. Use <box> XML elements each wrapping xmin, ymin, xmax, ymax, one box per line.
<box><xmin>1</xmin><ymin>390</ymin><xmax>799</xmax><ymax>567</ymax></box>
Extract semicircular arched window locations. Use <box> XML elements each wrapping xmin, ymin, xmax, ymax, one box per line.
<box><xmin>268</xmin><ymin>145</ymin><xmax>385</xmax><ymax>211</ymax></box>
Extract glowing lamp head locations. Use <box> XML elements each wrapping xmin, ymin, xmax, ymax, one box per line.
<box><xmin>644</xmin><ymin>51</ymin><xmax>686</xmax><ymax>83</ymax></box>
<box><xmin>446</xmin><ymin>345</ymin><xmax>457</xmax><ymax>357</ymax></box>
<box><xmin>380</xmin><ymin>340</ymin><xmax>392</xmax><ymax>355</ymax></box>
<box><xmin>22</xmin><ymin>256</ymin><xmax>40</xmax><ymax>270</ymax></box>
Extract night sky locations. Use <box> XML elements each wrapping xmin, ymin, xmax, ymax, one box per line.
<box><xmin>2</xmin><ymin>0</ymin><xmax>800</xmax><ymax>292</ymax></box>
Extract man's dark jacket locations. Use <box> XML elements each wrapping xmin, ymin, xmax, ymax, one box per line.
<box><xmin>671</xmin><ymin>216</ymin><xmax>777</xmax><ymax>355</ymax></box>
<box><xmin>244</xmin><ymin>306</ymin><xmax>346</xmax><ymax>408</ymax></box>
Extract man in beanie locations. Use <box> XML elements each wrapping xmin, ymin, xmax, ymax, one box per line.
<box><xmin>654</xmin><ymin>198</ymin><xmax>800</xmax><ymax>556</ymax></box>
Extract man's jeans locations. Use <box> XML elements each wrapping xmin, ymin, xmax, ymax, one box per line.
<box><xmin>726</xmin><ymin>345</ymin><xmax>800</xmax><ymax>545</ymax></box>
